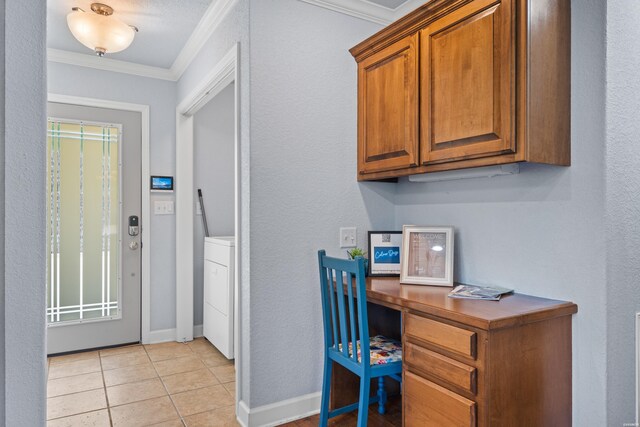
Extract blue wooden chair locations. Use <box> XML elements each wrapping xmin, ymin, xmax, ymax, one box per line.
<box><xmin>317</xmin><ymin>250</ymin><xmax>402</xmax><ymax>427</ymax></box>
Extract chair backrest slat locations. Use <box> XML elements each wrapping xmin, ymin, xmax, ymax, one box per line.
<box><xmin>345</xmin><ymin>272</ymin><xmax>358</xmax><ymax>363</ymax></box>
<box><xmin>318</xmin><ymin>250</ymin><xmax>370</xmax><ymax>368</ymax></box>
<box><xmin>334</xmin><ymin>269</ymin><xmax>350</xmax><ymax>357</ymax></box>
<box><xmin>329</xmin><ymin>270</ymin><xmax>339</xmax><ymax>349</ymax></box>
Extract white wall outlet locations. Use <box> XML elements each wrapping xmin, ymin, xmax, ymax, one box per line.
<box><xmin>340</xmin><ymin>227</ymin><xmax>357</xmax><ymax>248</ymax></box>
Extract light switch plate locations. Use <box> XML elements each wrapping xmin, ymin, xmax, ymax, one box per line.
<box><xmin>340</xmin><ymin>227</ymin><xmax>357</xmax><ymax>248</ymax></box>
<box><xmin>154</xmin><ymin>200</ymin><xmax>174</xmax><ymax>215</ymax></box>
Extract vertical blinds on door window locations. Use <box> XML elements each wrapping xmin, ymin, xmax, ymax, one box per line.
<box><xmin>46</xmin><ymin>120</ymin><xmax>121</xmax><ymax>324</ymax></box>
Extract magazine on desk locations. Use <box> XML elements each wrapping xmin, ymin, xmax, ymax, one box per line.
<box><xmin>448</xmin><ymin>284</ymin><xmax>514</xmax><ymax>301</ymax></box>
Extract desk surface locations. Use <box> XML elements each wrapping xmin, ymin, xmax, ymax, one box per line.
<box><xmin>364</xmin><ymin>277</ymin><xmax>578</xmax><ymax>330</ymax></box>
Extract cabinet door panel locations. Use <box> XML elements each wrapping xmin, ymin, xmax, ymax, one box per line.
<box><xmin>358</xmin><ymin>35</ymin><xmax>418</xmax><ymax>174</ymax></box>
<box><xmin>421</xmin><ymin>0</ymin><xmax>514</xmax><ymax>164</ymax></box>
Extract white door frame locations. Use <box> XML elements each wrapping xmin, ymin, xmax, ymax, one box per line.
<box><xmin>47</xmin><ymin>93</ymin><xmax>152</xmax><ymax>343</ymax></box>
<box><xmin>175</xmin><ymin>43</ymin><xmax>244</xmax><ymax>408</ymax></box>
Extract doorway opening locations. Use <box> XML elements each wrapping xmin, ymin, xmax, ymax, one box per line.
<box><xmin>175</xmin><ymin>43</ymin><xmax>244</xmax><ymax>416</ymax></box>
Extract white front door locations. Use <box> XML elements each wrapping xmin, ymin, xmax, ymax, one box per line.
<box><xmin>46</xmin><ymin>102</ymin><xmax>142</xmax><ymax>355</ymax></box>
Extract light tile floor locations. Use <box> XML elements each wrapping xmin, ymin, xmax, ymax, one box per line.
<box><xmin>47</xmin><ymin>338</ymin><xmax>238</xmax><ymax>426</ymax></box>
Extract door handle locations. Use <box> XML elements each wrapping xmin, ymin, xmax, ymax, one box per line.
<box><xmin>129</xmin><ymin>241</ymin><xmax>139</xmax><ymax>250</ymax></box>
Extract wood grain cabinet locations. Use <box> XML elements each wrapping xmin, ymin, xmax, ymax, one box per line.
<box><xmin>350</xmin><ymin>0</ymin><xmax>570</xmax><ymax>181</ymax></box>
<box><xmin>357</xmin><ymin>35</ymin><xmax>419</xmax><ymax>174</ymax></box>
<box><xmin>402</xmin><ymin>309</ymin><xmax>574</xmax><ymax>426</ymax></box>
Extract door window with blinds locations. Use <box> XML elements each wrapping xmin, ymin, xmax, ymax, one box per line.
<box><xmin>47</xmin><ymin>119</ymin><xmax>121</xmax><ymax>324</ymax></box>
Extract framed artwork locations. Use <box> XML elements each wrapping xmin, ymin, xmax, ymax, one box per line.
<box><xmin>367</xmin><ymin>231</ymin><xmax>402</xmax><ymax>276</ymax></box>
<box><xmin>400</xmin><ymin>225</ymin><xmax>454</xmax><ymax>286</ymax></box>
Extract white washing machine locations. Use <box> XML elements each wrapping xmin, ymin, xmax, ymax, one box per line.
<box><xmin>203</xmin><ymin>236</ymin><xmax>235</xmax><ymax>359</ymax></box>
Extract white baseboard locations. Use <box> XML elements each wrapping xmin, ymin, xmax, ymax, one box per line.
<box><xmin>237</xmin><ymin>393</ymin><xmax>321</xmax><ymax>427</ymax></box>
<box><xmin>237</xmin><ymin>401</ymin><xmax>250</xmax><ymax>427</ymax></box>
<box><xmin>146</xmin><ymin>324</ymin><xmax>204</xmax><ymax>344</ymax></box>
<box><xmin>194</xmin><ymin>324</ymin><xmax>203</xmax><ymax>338</ymax></box>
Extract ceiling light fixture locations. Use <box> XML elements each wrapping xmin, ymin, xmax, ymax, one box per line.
<box><xmin>67</xmin><ymin>3</ymin><xmax>138</xmax><ymax>57</ymax></box>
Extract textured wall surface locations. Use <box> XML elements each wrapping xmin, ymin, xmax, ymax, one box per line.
<box><xmin>0</xmin><ymin>0</ymin><xmax>6</xmax><ymax>421</ymax></box>
<box><xmin>177</xmin><ymin>0</ymin><xmax>252</xmax><ymax>403</ymax></box>
<box><xmin>248</xmin><ymin>0</ymin><xmax>394</xmax><ymax>407</ymax></box>
<box><xmin>605</xmin><ymin>0</ymin><xmax>640</xmax><ymax>423</ymax></box>
<box><xmin>4</xmin><ymin>0</ymin><xmax>47</xmax><ymax>423</ymax></box>
<box><xmin>393</xmin><ymin>0</ymin><xmax>607</xmax><ymax>424</ymax></box>
<box><xmin>47</xmin><ymin>63</ymin><xmax>178</xmax><ymax>332</ymax></box>
<box><xmin>193</xmin><ymin>82</ymin><xmax>236</xmax><ymax>325</ymax></box>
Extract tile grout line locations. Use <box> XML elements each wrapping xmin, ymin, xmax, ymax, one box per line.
<box><xmin>145</xmin><ymin>342</ymin><xmax>187</xmax><ymax>426</ymax></box>
<box><xmin>98</xmin><ymin>348</ymin><xmax>115</xmax><ymax>427</ymax></box>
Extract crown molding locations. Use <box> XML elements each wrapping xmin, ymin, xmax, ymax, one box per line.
<box><xmin>393</xmin><ymin>0</ymin><xmax>431</xmax><ymax>18</ymax></box>
<box><xmin>169</xmin><ymin>0</ymin><xmax>240</xmax><ymax>80</ymax></box>
<box><xmin>298</xmin><ymin>0</ymin><xmax>393</xmax><ymax>25</ymax></box>
<box><xmin>47</xmin><ymin>48</ymin><xmax>177</xmax><ymax>81</ymax></box>
<box><xmin>297</xmin><ymin>0</ymin><xmax>426</xmax><ymax>25</ymax></box>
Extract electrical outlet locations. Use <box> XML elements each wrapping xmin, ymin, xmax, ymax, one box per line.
<box><xmin>340</xmin><ymin>227</ymin><xmax>357</xmax><ymax>248</ymax></box>
<box><xmin>195</xmin><ymin>202</ymin><xmax>202</xmax><ymax>216</ymax></box>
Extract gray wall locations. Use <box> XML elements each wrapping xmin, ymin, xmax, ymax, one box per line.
<box><xmin>247</xmin><ymin>0</ymin><xmax>394</xmax><ymax>406</ymax></box>
<box><xmin>0</xmin><ymin>0</ymin><xmax>6</xmax><ymax>421</ymax></box>
<box><xmin>47</xmin><ymin>63</ymin><xmax>178</xmax><ymax>332</ymax></box>
<box><xmin>193</xmin><ymin>82</ymin><xmax>236</xmax><ymax>326</ymax></box>
<box><xmin>606</xmin><ymin>0</ymin><xmax>640</xmax><ymax>423</ymax></box>
<box><xmin>3</xmin><ymin>0</ymin><xmax>47</xmax><ymax>424</ymax></box>
<box><xmin>393</xmin><ymin>0</ymin><xmax>607</xmax><ymax>424</ymax></box>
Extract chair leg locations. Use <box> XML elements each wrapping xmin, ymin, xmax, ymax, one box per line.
<box><xmin>319</xmin><ymin>359</ymin><xmax>332</xmax><ymax>427</ymax></box>
<box><xmin>357</xmin><ymin>376</ymin><xmax>371</xmax><ymax>427</ymax></box>
<box><xmin>377</xmin><ymin>376</ymin><xmax>387</xmax><ymax>414</ymax></box>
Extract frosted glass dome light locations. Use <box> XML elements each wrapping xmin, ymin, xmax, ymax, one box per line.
<box><xmin>67</xmin><ymin>3</ymin><xmax>138</xmax><ymax>56</ymax></box>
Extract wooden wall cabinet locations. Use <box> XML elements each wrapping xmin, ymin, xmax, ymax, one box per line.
<box><xmin>350</xmin><ymin>0</ymin><xmax>570</xmax><ymax>181</ymax></box>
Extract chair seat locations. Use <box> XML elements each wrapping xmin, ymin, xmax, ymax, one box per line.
<box><xmin>338</xmin><ymin>335</ymin><xmax>402</xmax><ymax>365</ymax></box>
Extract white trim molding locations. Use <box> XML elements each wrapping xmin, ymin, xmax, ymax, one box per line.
<box><xmin>298</xmin><ymin>0</ymin><xmax>393</xmax><ymax>24</ymax></box>
<box><xmin>297</xmin><ymin>0</ymin><xmax>426</xmax><ymax>25</ymax></box>
<box><xmin>147</xmin><ymin>325</ymin><xmax>203</xmax><ymax>344</ymax></box>
<box><xmin>47</xmin><ymin>93</ymin><xmax>152</xmax><ymax>345</ymax></box>
<box><xmin>47</xmin><ymin>48</ymin><xmax>176</xmax><ymax>81</ymax></box>
<box><xmin>237</xmin><ymin>393</ymin><xmax>321</xmax><ymax>427</ymax></box>
<box><xmin>170</xmin><ymin>0</ymin><xmax>240</xmax><ymax>80</ymax></box>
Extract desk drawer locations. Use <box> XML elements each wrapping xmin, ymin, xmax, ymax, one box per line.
<box><xmin>405</xmin><ymin>342</ymin><xmax>476</xmax><ymax>394</ymax></box>
<box><xmin>405</xmin><ymin>312</ymin><xmax>477</xmax><ymax>359</ymax></box>
<box><xmin>404</xmin><ymin>371</ymin><xmax>476</xmax><ymax>427</ymax></box>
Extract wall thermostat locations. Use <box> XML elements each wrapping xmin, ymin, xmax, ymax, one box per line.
<box><xmin>150</xmin><ymin>176</ymin><xmax>174</xmax><ymax>192</ymax></box>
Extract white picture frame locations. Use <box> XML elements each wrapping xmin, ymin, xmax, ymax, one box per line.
<box><xmin>400</xmin><ymin>225</ymin><xmax>454</xmax><ymax>286</ymax></box>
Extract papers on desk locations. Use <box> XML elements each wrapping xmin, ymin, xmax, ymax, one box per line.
<box><xmin>448</xmin><ymin>284</ymin><xmax>514</xmax><ymax>301</ymax></box>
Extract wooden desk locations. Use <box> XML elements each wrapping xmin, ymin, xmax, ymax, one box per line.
<box><xmin>333</xmin><ymin>277</ymin><xmax>578</xmax><ymax>427</ymax></box>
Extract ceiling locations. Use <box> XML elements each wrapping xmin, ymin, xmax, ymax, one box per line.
<box><xmin>47</xmin><ymin>0</ymin><xmax>212</xmax><ymax>69</ymax></box>
<box><xmin>46</xmin><ymin>0</ymin><xmax>424</xmax><ymax>80</ymax></box>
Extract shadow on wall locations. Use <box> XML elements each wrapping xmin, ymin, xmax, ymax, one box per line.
<box><xmin>394</xmin><ymin>163</ymin><xmax>572</xmax><ymax>206</ymax></box>
<box><xmin>358</xmin><ymin>180</ymin><xmax>397</xmax><ymax>227</ymax></box>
